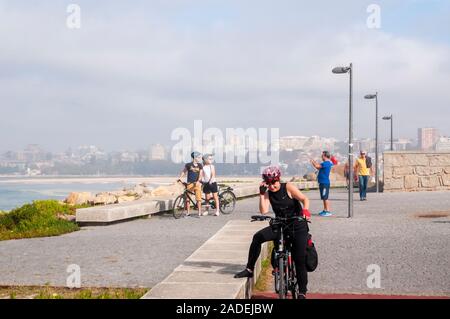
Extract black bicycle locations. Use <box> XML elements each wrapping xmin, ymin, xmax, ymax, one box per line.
<box><xmin>173</xmin><ymin>181</ymin><xmax>237</xmax><ymax>219</ymax></box>
<box><xmin>251</xmin><ymin>215</ymin><xmax>308</xmax><ymax>299</ymax></box>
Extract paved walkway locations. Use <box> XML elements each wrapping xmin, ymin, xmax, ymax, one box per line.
<box><xmin>0</xmin><ymin>190</ymin><xmax>449</xmax><ymax>296</ymax></box>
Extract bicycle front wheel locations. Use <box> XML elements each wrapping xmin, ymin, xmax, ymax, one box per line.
<box><xmin>219</xmin><ymin>191</ymin><xmax>237</xmax><ymax>215</ymax></box>
<box><xmin>278</xmin><ymin>257</ymin><xmax>286</xmax><ymax>299</ymax></box>
<box><xmin>173</xmin><ymin>195</ymin><xmax>188</xmax><ymax>219</ymax></box>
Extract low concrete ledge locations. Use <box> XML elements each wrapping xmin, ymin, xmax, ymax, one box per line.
<box><xmin>76</xmin><ymin>197</ymin><xmax>175</xmax><ymax>224</ymax></box>
<box><xmin>76</xmin><ymin>181</ymin><xmax>347</xmax><ymax>224</ymax></box>
<box><xmin>75</xmin><ymin>184</ymin><xmax>260</xmax><ymax>224</ymax></box>
<box><xmin>141</xmin><ymin>220</ymin><xmax>270</xmax><ymax>299</ymax></box>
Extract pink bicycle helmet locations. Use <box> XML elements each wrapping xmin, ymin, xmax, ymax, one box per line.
<box><xmin>262</xmin><ymin>166</ymin><xmax>281</xmax><ymax>184</ymax></box>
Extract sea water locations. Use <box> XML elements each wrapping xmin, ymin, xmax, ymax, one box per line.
<box><xmin>0</xmin><ymin>177</ymin><xmax>157</xmax><ymax>211</ymax></box>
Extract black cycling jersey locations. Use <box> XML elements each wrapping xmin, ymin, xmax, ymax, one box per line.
<box><xmin>244</xmin><ymin>182</ymin><xmax>309</xmax><ymax>294</ymax></box>
<box><xmin>268</xmin><ymin>183</ymin><xmax>302</xmax><ymax>218</ymax></box>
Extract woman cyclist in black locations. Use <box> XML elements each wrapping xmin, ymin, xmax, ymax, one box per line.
<box><xmin>234</xmin><ymin>166</ymin><xmax>311</xmax><ymax>299</ymax></box>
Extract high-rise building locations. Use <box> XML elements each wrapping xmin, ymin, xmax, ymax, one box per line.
<box><xmin>435</xmin><ymin>137</ymin><xmax>450</xmax><ymax>151</ymax></box>
<box><xmin>149</xmin><ymin>144</ymin><xmax>167</xmax><ymax>161</ymax></box>
<box><xmin>418</xmin><ymin>128</ymin><xmax>440</xmax><ymax>151</ymax></box>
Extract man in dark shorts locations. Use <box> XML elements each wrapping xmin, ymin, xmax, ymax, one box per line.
<box><xmin>310</xmin><ymin>151</ymin><xmax>334</xmax><ymax>217</ymax></box>
<box><xmin>202</xmin><ymin>154</ymin><xmax>220</xmax><ymax>216</ymax></box>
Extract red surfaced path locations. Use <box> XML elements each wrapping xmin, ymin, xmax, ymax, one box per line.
<box><xmin>252</xmin><ymin>292</ymin><xmax>450</xmax><ymax>300</ymax></box>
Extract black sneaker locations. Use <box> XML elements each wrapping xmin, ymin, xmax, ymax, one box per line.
<box><xmin>234</xmin><ymin>269</ymin><xmax>254</xmax><ymax>279</ymax></box>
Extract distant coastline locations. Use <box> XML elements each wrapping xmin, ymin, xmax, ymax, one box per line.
<box><xmin>0</xmin><ymin>175</ymin><xmax>261</xmax><ymax>185</ymax></box>
<box><xmin>0</xmin><ymin>176</ymin><xmax>261</xmax><ymax>211</ymax></box>
<box><xmin>0</xmin><ymin>176</ymin><xmax>169</xmax><ymax>211</ymax></box>
<box><xmin>0</xmin><ymin>176</ymin><xmax>174</xmax><ymax>185</ymax></box>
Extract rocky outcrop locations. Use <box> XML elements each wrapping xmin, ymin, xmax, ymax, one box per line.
<box><xmin>65</xmin><ymin>192</ymin><xmax>94</xmax><ymax>205</ymax></box>
<box><xmin>93</xmin><ymin>193</ymin><xmax>118</xmax><ymax>205</ymax></box>
<box><xmin>65</xmin><ymin>182</ymin><xmax>185</xmax><ymax>207</ymax></box>
<box><xmin>117</xmin><ymin>195</ymin><xmax>136</xmax><ymax>203</ymax></box>
<box><xmin>290</xmin><ymin>177</ymin><xmax>306</xmax><ymax>182</ymax></box>
<box><xmin>384</xmin><ymin>152</ymin><xmax>450</xmax><ymax>192</ymax></box>
<box><xmin>304</xmin><ymin>173</ymin><xmax>317</xmax><ymax>182</ymax></box>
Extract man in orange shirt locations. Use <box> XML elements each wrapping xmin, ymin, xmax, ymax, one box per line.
<box><xmin>354</xmin><ymin>151</ymin><xmax>373</xmax><ymax>201</ymax></box>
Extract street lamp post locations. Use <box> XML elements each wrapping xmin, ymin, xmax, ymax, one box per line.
<box><xmin>383</xmin><ymin>115</ymin><xmax>394</xmax><ymax>151</ymax></box>
<box><xmin>365</xmin><ymin>92</ymin><xmax>379</xmax><ymax>193</ymax></box>
<box><xmin>333</xmin><ymin>63</ymin><xmax>353</xmax><ymax>218</ymax></box>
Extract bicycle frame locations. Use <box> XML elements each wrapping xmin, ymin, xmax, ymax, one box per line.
<box><xmin>173</xmin><ymin>181</ymin><xmax>237</xmax><ymax>218</ymax></box>
<box><xmin>252</xmin><ymin>215</ymin><xmax>306</xmax><ymax>299</ymax></box>
<box><xmin>273</xmin><ymin>220</ymin><xmax>292</xmax><ymax>299</ymax></box>
<box><xmin>179</xmin><ymin>182</ymin><xmax>214</xmax><ymax>208</ymax></box>
<box><xmin>182</xmin><ymin>189</ymin><xmax>198</xmax><ymax>208</ymax></box>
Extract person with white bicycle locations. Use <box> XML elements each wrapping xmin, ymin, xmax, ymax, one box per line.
<box><xmin>201</xmin><ymin>154</ymin><xmax>220</xmax><ymax>216</ymax></box>
<box><xmin>234</xmin><ymin>166</ymin><xmax>311</xmax><ymax>299</ymax></box>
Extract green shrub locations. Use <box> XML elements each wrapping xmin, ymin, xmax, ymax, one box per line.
<box><xmin>0</xmin><ymin>200</ymin><xmax>80</xmax><ymax>241</ymax></box>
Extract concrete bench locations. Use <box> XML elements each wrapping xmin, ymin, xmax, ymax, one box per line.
<box><xmin>75</xmin><ymin>197</ymin><xmax>175</xmax><ymax>225</ymax></box>
<box><xmin>141</xmin><ymin>220</ymin><xmax>270</xmax><ymax>299</ymax></box>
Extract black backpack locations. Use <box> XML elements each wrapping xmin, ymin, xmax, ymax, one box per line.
<box><xmin>365</xmin><ymin>156</ymin><xmax>373</xmax><ymax>169</ymax></box>
<box><xmin>306</xmin><ymin>233</ymin><xmax>318</xmax><ymax>272</ymax></box>
<box><xmin>270</xmin><ymin>235</ymin><xmax>318</xmax><ymax>273</ymax></box>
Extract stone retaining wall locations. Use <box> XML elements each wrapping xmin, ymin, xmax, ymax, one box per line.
<box><xmin>383</xmin><ymin>152</ymin><xmax>450</xmax><ymax>192</ymax></box>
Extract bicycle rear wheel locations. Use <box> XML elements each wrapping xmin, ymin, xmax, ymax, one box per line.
<box><xmin>219</xmin><ymin>191</ymin><xmax>237</xmax><ymax>214</ymax></box>
<box><xmin>289</xmin><ymin>262</ymin><xmax>301</xmax><ymax>299</ymax></box>
<box><xmin>173</xmin><ymin>195</ymin><xmax>188</xmax><ymax>219</ymax></box>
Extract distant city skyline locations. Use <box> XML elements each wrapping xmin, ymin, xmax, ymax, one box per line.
<box><xmin>0</xmin><ymin>134</ymin><xmax>424</xmax><ymax>154</ymax></box>
<box><xmin>2</xmin><ymin>131</ymin><xmax>449</xmax><ymax>176</ymax></box>
<box><xmin>4</xmin><ymin>129</ymin><xmax>448</xmax><ymax>155</ymax></box>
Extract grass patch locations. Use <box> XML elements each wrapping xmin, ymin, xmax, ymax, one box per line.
<box><xmin>0</xmin><ymin>200</ymin><xmax>86</xmax><ymax>241</ymax></box>
<box><xmin>254</xmin><ymin>242</ymin><xmax>274</xmax><ymax>292</ymax></box>
<box><xmin>0</xmin><ymin>286</ymin><xmax>148</xmax><ymax>299</ymax></box>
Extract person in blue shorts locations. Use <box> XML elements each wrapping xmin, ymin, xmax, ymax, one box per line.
<box><xmin>310</xmin><ymin>151</ymin><xmax>334</xmax><ymax>217</ymax></box>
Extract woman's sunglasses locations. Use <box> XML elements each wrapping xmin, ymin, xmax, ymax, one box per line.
<box><xmin>263</xmin><ymin>178</ymin><xmax>279</xmax><ymax>185</ymax></box>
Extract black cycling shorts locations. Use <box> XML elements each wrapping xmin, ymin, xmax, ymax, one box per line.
<box><xmin>203</xmin><ymin>182</ymin><xmax>218</xmax><ymax>194</ymax></box>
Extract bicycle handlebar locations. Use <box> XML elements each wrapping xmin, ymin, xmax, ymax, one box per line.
<box><xmin>251</xmin><ymin>215</ymin><xmax>310</xmax><ymax>223</ymax></box>
<box><xmin>177</xmin><ymin>180</ymin><xmax>187</xmax><ymax>185</ymax></box>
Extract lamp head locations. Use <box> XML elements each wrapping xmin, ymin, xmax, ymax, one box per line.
<box><xmin>332</xmin><ymin>66</ymin><xmax>351</xmax><ymax>74</ymax></box>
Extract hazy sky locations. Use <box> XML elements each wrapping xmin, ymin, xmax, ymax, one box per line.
<box><xmin>1</xmin><ymin>0</ymin><xmax>449</xmax><ymax>151</ymax></box>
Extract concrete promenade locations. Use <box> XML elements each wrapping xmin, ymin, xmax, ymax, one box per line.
<box><xmin>142</xmin><ymin>220</ymin><xmax>270</xmax><ymax>299</ymax></box>
<box><xmin>0</xmin><ymin>189</ymin><xmax>449</xmax><ymax>297</ymax></box>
